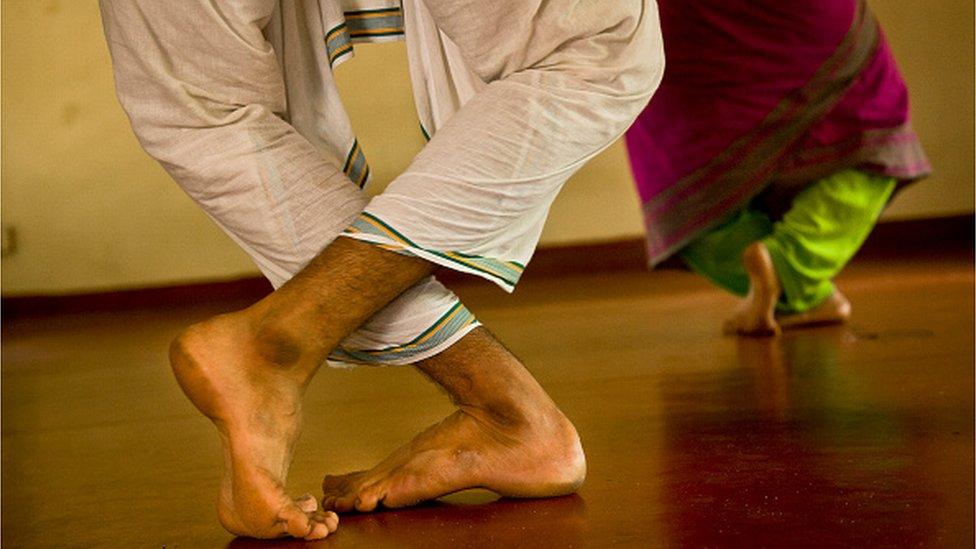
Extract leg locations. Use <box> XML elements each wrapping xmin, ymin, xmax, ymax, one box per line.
<box><xmin>680</xmin><ymin>208</ymin><xmax>775</xmax><ymax>297</ymax></box>
<box><xmin>676</xmin><ymin>209</ymin><xmax>782</xmax><ymax>335</ymax></box>
<box><xmin>101</xmin><ymin>1</ymin><xmax>487</xmax><ymax>537</ymax></box>
<box><xmin>723</xmin><ymin>240</ymin><xmax>784</xmax><ymax>336</ymax></box>
<box><xmin>725</xmin><ymin>170</ymin><xmax>896</xmax><ymax>335</ymax></box>
<box><xmin>112</xmin><ymin>0</ymin><xmax>657</xmax><ymax>533</ymax></box>
<box><xmin>175</xmin><ymin>240</ymin><xmax>586</xmax><ymax>516</ymax></box>
<box><xmin>724</xmin><ymin>239</ymin><xmax>852</xmax><ymax>335</ymax></box>
<box><xmin>321</xmin><ymin>327</ymin><xmax>585</xmax><ymax>512</ymax></box>
<box><xmin>170</xmin><ymin>239</ymin><xmax>433</xmax><ymax>538</ymax></box>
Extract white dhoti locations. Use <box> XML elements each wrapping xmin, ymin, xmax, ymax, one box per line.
<box><xmin>98</xmin><ymin>0</ymin><xmax>663</xmax><ymax>364</ymax></box>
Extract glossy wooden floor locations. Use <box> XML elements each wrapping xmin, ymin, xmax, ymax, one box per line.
<box><xmin>3</xmin><ymin>250</ymin><xmax>973</xmax><ymax>548</ymax></box>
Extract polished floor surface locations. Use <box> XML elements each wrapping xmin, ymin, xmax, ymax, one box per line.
<box><xmin>3</xmin><ymin>250</ymin><xmax>973</xmax><ymax>547</ymax></box>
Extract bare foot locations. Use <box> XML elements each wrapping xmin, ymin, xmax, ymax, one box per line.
<box><xmin>777</xmin><ymin>290</ymin><xmax>851</xmax><ymax>329</ymax></box>
<box><xmin>723</xmin><ymin>242</ymin><xmax>782</xmax><ymax>337</ymax></box>
<box><xmin>169</xmin><ymin>312</ymin><xmax>338</xmax><ymax>540</ymax></box>
<box><xmin>321</xmin><ymin>406</ymin><xmax>585</xmax><ymax>512</ymax></box>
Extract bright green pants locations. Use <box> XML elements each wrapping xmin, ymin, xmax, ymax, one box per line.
<box><xmin>680</xmin><ymin>169</ymin><xmax>896</xmax><ymax>314</ymax></box>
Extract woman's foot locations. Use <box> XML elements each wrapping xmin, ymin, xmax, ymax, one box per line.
<box><xmin>724</xmin><ymin>242</ymin><xmax>783</xmax><ymax>337</ymax></box>
<box><xmin>777</xmin><ymin>291</ymin><xmax>851</xmax><ymax>329</ymax></box>
<box><xmin>723</xmin><ymin>242</ymin><xmax>852</xmax><ymax>336</ymax></box>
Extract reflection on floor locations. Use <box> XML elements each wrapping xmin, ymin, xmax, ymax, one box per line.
<box><xmin>2</xmin><ymin>249</ymin><xmax>973</xmax><ymax>547</ymax></box>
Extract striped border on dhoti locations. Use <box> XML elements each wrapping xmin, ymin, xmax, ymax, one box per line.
<box><xmin>330</xmin><ymin>301</ymin><xmax>478</xmax><ymax>365</ymax></box>
<box><xmin>345</xmin><ymin>7</ymin><xmax>405</xmax><ymax>41</ymax></box>
<box><xmin>343</xmin><ymin>212</ymin><xmax>526</xmax><ymax>290</ymax></box>
<box><xmin>342</xmin><ymin>139</ymin><xmax>370</xmax><ymax>188</ymax></box>
<box><xmin>323</xmin><ymin>7</ymin><xmax>404</xmax><ymax>68</ymax></box>
<box><xmin>324</xmin><ymin>22</ymin><xmax>353</xmax><ymax>67</ymax></box>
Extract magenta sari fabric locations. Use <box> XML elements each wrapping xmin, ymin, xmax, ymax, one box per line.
<box><xmin>625</xmin><ymin>0</ymin><xmax>929</xmax><ymax>265</ymax></box>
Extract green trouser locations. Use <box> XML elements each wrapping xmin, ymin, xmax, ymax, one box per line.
<box><xmin>680</xmin><ymin>169</ymin><xmax>896</xmax><ymax>314</ymax></box>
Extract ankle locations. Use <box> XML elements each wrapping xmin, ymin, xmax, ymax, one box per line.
<box><xmin>246</xmin><ymin>292</ymin><xmax>352</xmax><ymax>373</ymax></box>
<box><xmin>252</xmin><ymin>319</ymin><xmax>305</xmax><ymax>368</ymax></box>
<box><xmin>248</xmin><ymin>297</ymin><xmax>336</xmax><ymax>371</ymax></box>
<box><xmin>463</xmin><ymin>394</ymin><xmax>574</xmax><ymax>441</ymax></box>
<box><xmin>465</xmin><ymin>402</ymin><xmax>586</xmax><ymax>486</ymax></box>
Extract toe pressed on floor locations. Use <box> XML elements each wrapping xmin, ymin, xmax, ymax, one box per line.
<box><xmin>169</xmin><ymin>312</ymin><xmax>327</xmax><ymax>541</ymax></box>
<box><xmin>777</xmin><ymin>291</ymin><xmax>852</xmax><ymax>329</ymax></box>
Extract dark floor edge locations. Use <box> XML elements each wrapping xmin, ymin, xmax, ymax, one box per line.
<box><xmin>4</xmin><ymin>214</ymin><xmax>972</xmax><ymax>318</ymax></box>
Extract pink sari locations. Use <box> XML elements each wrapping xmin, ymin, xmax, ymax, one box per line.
<box><xmin>625</xmin><ymin>0</ymin><xmax>929</xmax><ymax>266</ymax></box>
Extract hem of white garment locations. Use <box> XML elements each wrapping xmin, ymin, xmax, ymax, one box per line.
<box><xmin>326</xmin><ymin>321</ymin><xmax>481</xmax><ymax>368</ymax></box>
<box><xmin>341</xmin><ymin>232</ymin><xmax>517</xmax><ymax>293</ymax></box>
<box><xmin>340</xmin><ymin>213</ymin><xmax>524</xmax><ymax>293</ymax></box>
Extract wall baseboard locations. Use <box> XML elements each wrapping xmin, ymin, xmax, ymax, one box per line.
<box><xmin>4</xmin><ymin>214</ymin><xmax>971</xmax><ymax>319</ymax></box>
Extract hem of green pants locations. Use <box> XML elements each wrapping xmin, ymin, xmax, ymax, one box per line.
<box><xmin>681</xmin><ymin>248</ymin><xmax>749</xmax><ymax>298</ymax></box>
<box><xmin>763</xmin><ymin>238</ymin><xmax>836</xmax><ymax>315</ymax></box>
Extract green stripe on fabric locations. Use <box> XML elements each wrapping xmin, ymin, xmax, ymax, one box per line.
<box><xmin>344</xmin><ymin>7</ymin><xmax>401</xmax><ymax>16</ymax></box>
<box><xmin>349</xmin><ymin>148</ymin><xmax>368</xmax><ymax>187</ymax></box>
<box><xmin>341</xmin><ymin>140</ymin><xmax>370</xmax><ymax>187</ymax></box>
<box><xmin>346</xmin><ymin>15</ymin><xmax>402</xmax><ymax>32</ymax></box>
<box><xmin>342</xmin><ymin>140</ymin><xmax>358</xmax><ymax>174</ymax></box>
<box><xmin>425</xmin><ymin>251</ymin><xmax>523</xmax><ymax>285</ymax></box>
<box><xmin>350</xmin><ymin>30</ymin><xmax>405</xmax><ymax>39</ymax></box>
<box><xmin>358</xmin><ymin>165</ymin><xmax>371</xmax><ymax>188</ymax></box>
<box><xmin>364</xmin><ymin>302</ymin><xmax>464</xmax><ymax>353</ymax></box>
<box><xmin>355</xmin><ymin>211</ymin><xmax>420</xmax><ymax>247</ymax></box>
<box><xmin>345</xmin><ymin>212</ymin><xmax>525</xmax><ymax>287</ymax></box>
<box><xmin>441</xmin><ymin>249</ymin><xmax>526</xmax><ymax>270</ymax></box>
<box><xmin>419</xmin><ymin>123</ymin><xmax>431</xmax><ymax>142</ymax></box>
<box><xmin>344</xmin><ymin>8</ymin><xmax>404</xmax><ymax>41</ymax></box>
<box><xmin>330</xmin><ymin>303</ymin><xmax>477</xmax><ymax>364</ymax></box>
<box><xmin>406</xmin><ymin>302</ymin><xmax>465</xmax><ymax>344</ymax></box>
<box><xmin>324</xmin><ymin>22</ymin><xmax>353</xmax><ymax>66</ymax></box>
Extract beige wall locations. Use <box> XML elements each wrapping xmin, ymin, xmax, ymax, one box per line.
<box><xmin>2</xmin><ymin>1</ymin><xmax>972</xmax><ymax>295</ymax></box>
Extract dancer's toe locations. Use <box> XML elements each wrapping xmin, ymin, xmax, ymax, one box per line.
<box><xmin>295</xmin><ymin>493</ymin><xmax>318</xmax><ymax>513</ymax></box>
<box><xmin>279</xmin><ymin>503</ymin><xmax>336</xmax><ymax>540</ymax></box>
<box><xmin>354</xmin><ymin>488</ymin><xmax>383</xmax><ymax>512</ymax></box>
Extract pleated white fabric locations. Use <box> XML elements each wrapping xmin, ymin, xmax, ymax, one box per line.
<box><xmin>98</xmin><ymin>0</ymin><xmax>663</xmax><ymax>364</ymax></box>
